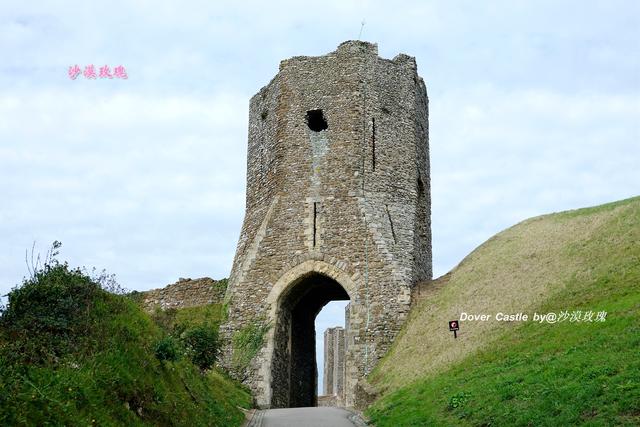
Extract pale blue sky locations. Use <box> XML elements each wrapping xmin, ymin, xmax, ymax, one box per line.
<box><xmin>1</xmin><ymin>0</ymin><xmax>639</xmax><ymax>393</ymax></box>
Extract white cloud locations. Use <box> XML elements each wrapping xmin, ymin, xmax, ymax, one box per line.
<box><xmin>0</xmin><ymin>88</ymin><xmax>248</xmax><ymax>294</ymax></box>
<box><xmin>431</xmin><ymin>86</ymin><xmax>639</xmax><ymax>275</ymax></box>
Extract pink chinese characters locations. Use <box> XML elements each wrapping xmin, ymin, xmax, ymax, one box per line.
<box><xmin>68</xmin><ymin>64</ymin><xmax>128</xmax><ymax>80</ymax></box>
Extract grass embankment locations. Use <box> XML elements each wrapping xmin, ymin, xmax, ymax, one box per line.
<box><xmin>368</xmin><ymin>196</ymin><xmax>640</xmax><ymax>426</ymax></box>
<box><xmin>0</xmin><ymin>264</ymin><xmax>250</xmax><ymax>426</ymax></box>
<box><xmin>175</xmin><ymin>303</ymin><xmax>225</xmax><ymax>329</ymax></box>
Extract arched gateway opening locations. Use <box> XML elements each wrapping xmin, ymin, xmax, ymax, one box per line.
<box><xmin>269</xmin><ymin>272</ymin><xmax>350</xmax><ymax>408</ymax></box>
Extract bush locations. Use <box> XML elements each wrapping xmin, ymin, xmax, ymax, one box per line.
<box><xmin>154</xmin><ymin>336</ymin><xmax>181</xmax><ymax>363</ymax></box>
<box><xmin>0</xmin><ymin>260</ymin><xmax>103</xmax><ymax>364</ymax></box>
<box><xmin>0</xmin><ymin>244</ymin><xmax>252</xmax><ymax>426</ymax></box>
<box><xmin>182</xmin><ymin>325</ymin><xmax>218</xmax><ymax>371</ymax></box>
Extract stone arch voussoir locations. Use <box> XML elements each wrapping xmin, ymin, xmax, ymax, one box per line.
<box><xmin>266</xmin><ymin>258</ymin><xmax>359</xmax><ymax>318</ymax></box>
<box><xmin>256</xmin><ymin>258</ymin><xmax>360</xmax><ymax>407</ymax></box>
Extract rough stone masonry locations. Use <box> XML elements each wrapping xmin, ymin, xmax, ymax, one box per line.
<box><xmin>323</xmin><ymin>327</ymin><xmax>345</xmax><ymax>400</ymax></box>
<box><xmin>220</xmin><ymin>40</ymin><xmax>431</xmax><ymax>409</ymax></box>
<box><xmin>140</xmin><ymin>277</ymin><xmax>226</xmax><ymax>312</ymax></box>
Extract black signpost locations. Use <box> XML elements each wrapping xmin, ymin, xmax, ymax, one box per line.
<box><xmin>449</xmin><ymin>320</ymin><xmax>460</xmax><ymax>338</ymax></box>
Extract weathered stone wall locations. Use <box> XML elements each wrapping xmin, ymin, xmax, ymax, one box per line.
<box><xmin>343</xmin><ymin>303</ymin><xmax>351</xmax><ymax>405</ymax></box>
<box><xmin>333</xmin><ymin>327</ymin><xmax>345</xmax><ymax>403</ymax></box>
<box><xmin>323</xmin><ymin>326</ymin><xmax>345</xmax><ymax>403</ymax></box>
<box><xmin>141</xmin><ymin>277</ymin><xmax>226</xmax><ymax>312</ymax></box>
<box><xmin>317</xmin><ymin>395</ymin><xmax>338</xmax><ymax>407</ymax></box>
<box><xmin>323</xmin><ymin>326</ymin><xmax>346</xmax><ymax>400</ymax></box>
<box><xmin>221</xmin><ymin>40</ymin><xmax>431</xmax><ymax>409</ymax></box>
<box><xmin>323</xmin><ymin>328</ymin><xmax>336</xmax><ymax>395</ymax></box>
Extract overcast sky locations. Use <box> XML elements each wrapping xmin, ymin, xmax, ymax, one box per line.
<box><xmin>1</xmin><ymin>1</ymin><xmax>638</xmax><ymax>392</ymax></box>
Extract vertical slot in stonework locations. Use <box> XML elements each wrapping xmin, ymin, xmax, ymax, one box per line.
<box><xmin>372</xmin><ymin>117</ymin><xmax>376</xmax><ymax>171</ymax></box>
<box><xmin>385</xmin><ymin>204</ymin><xmax>397</xmax><ymax>244</ymax></box>
<box><xmin>313</xmin><ymin>202</ymin><xmax>318</xmax><ymax>247</ymax></box>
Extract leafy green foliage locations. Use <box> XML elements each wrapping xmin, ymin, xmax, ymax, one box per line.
<box><xmin>213</xmin><ymin>277</ymin><xmax>228</xmax><ymax>294</ymax></box>
<box><xmin>448</xmin><ymin>391</ymin><xmax>471</xmax><ymax>410</ymax></box>
<box><xmin>0</xmin><ymin>248</ymin><xmax>250</xmax><ymax>426</ymax></box>
<box><xmin>181</xmin><ymin>325</ymin><xmax>219</xmax><ymax>371</ymax></box>
<box><xmin>154</xmin><ymin>336</ymin><xmax>181</xmax><ymax>363</ymax></box>
<box><xmin>174</xmin><ymin>303</ymin><xmax>225</xmax><ymax>331</ymax></box>
<box><xmin>149</xmin><ymin>304</ymin><xmax>222</xmax><ymax>372</ymax></box>
<box><xmin>232</xmin><ymin>321</ymin><xmax>271</xmax><ymax>378</ymax></box>
<box><xmin>0</xmin><ymin>260</ymin><xmax>115</xmax><ymax>365</ymax></box>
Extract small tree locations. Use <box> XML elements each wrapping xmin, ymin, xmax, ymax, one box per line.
<box><xmin>181</xmin><ymin>325</ymin><xmax>218</xmax><ymax>371</ymax></box>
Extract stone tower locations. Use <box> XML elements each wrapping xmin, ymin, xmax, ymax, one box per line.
<box><xmin>323</xmin><ymin>327</ymin><xmax>345</xmax><ymax>398</ymax></box>
<box><xmin>221</xmin><ymin>40</ymin><xmax>431</xmax><ymax>409</ymax></box>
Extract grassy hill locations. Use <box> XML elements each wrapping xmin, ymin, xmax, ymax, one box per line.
<box><xmin>367</xmin><ymin>196</ymin><xmax>640</xmax><ymax>426</ymax></box>
<box><xmin>0</xmin><ymin>262</ymin><xmax>250</xmax><ymax>426</ymax></box>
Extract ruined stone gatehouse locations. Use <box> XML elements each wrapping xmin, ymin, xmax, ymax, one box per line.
<box><xmin>220</xmin><ymin>40</ymin><xmax>431</xmax><ymax>409</ymax></box>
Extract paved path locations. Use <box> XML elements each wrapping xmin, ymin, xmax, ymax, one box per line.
<box><xmin>247</xmin><ymin>407</ymin><xmax>367</xmax><ymax>427</ymax></box>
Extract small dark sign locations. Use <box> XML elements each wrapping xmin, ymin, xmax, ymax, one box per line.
<box><xmin>449</xmin><ymin>320</ymin><xmax>459</xmax><ymax>338</ymax></box>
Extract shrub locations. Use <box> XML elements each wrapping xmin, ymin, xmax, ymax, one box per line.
<box><xmin>182</xmin><ymin>325</ymin><xmax>218</xmax><ymax>371</ymax></box>
<box><xmin>0</xmin><ymin>260</ymin><xmax>102</xmax><ymax>364</ymax></box>
<box><xmin>154</xmin><ymin>336</ymin><xmax>181</xmax><ymax>363</ymax></box>
<box><xmin>0</xmin><ymin>243</ymin><xmax>252</xmax><ymax>425</ymax></box>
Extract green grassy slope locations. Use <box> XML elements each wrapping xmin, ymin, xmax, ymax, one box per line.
<box><xmin>0</xmin><ymin>269</ymin><xmax>250</xmax><ymax>426</ymax></box>
<box><xmin>368</xmin><ymin>196</ymin><xmax>640</xmax><ymax>426</ymax></box>
<box><xmin>175</xmin><ymin>302</ymin><xmax>225</xmax><ymax>330</ymax></box>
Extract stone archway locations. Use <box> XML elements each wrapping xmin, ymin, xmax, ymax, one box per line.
<box><xmin>259</xmin><ymin>260</ymin><xmax>358</xmax><ymax>408</ymax></box>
